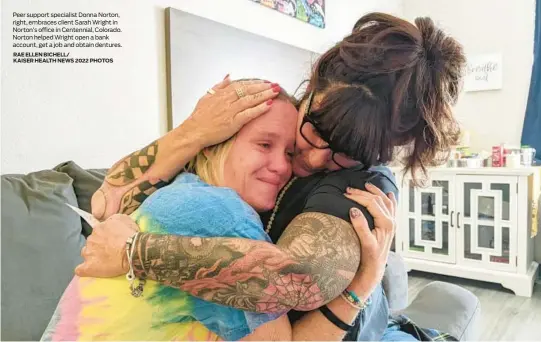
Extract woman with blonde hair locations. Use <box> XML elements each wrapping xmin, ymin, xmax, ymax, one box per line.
<box><xmin>42</xmin><ymin>83</ymin><xmax>389</xmax><ymax>341</ymax></box>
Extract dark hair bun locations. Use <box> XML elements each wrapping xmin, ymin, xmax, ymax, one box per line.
<box><xmin>306</xmin><ymin>13</ymin><xmax>466</xmax><ymax>182</ymax></box>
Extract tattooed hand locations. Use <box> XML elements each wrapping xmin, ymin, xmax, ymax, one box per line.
<box><xmin>75</xmin><ymin>214</ymin><xmax>138</xmax><ymax>278</ymax></box>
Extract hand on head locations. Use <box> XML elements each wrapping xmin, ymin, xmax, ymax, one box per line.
<box><xmin>91</xmin><ymin>76</ymin><xmax>282</xmax><ymax>222</ymax></box>
<box><xmin>182</xmin><ymin>76</ymin><xmax>282</xmax><ymax>149</ymax></box>
<box><xmin>343</xmin><ymin>183</ymin><xmax>397</xmax><ymax>296</ymax></box>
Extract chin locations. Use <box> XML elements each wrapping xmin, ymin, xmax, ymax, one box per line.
<box><xmin>251</xmin><ymin>198</ymin><xmax>276</xmax><ymax>213</ymax></box>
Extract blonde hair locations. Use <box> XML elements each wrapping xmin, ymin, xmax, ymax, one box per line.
<box><xmin>186</xmin><ymin>79</ymin><xmax>295</xmax><ymax>186</ymax></box>
<box><xmin>185</xmin><ymin>137</ymin><xmax>236</xmax><ymax>186</ymax></box>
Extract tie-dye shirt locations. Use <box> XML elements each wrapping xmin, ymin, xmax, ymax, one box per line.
<box><xmin>41</xmin><ymin>173</ymin><xmax>279</xmax><ymax>341</ymax></box>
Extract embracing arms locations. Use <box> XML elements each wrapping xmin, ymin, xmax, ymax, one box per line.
<box><xmin>131</xmin><ymin>211</ymin><xmax>360</xmax><ymax>312</ymax></box>
<box><xmin>79</xmin><ymin>186</ymin><xmax>396</xmax><ymax>340</ymax></box>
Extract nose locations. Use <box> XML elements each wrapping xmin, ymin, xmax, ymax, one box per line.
<box><xmin>268</xmin><ymin>151</ymin><xmax>292</xmax><ymax>179</ymax></box>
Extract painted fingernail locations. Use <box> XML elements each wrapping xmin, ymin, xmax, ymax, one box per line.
<box><xmin>272</xmin><ymin>86</ymin><xmax>280</xmax><ymax>93</ymax></box>
<box><xmin>223</xmin><ymin>74</ymin><xmax>230</xmax><ymax>80</ymax></box>
<box><xmin>271</xmin><ymin>83</ymin><xmax>279</xmax><ymax>87</ymax></box>
<box><xmin>350</xmin><ymin>207</ymin><xmax>361</xmax><ymax>218</ymax></box>
<box><xmin>266</xmin><ymin>99</ymin><xmax>273</xmax><ymax>105</ymax></box>
<box><xmin>346</xmin><ymin>187</ymin><xmax>352</xmax><ymax>193</ymax></box>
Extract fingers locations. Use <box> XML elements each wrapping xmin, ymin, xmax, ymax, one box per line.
<box><xmin>229</xmin><ymin>83</ymin><xmax>281</xmax><ymax>105</ymax></box>
<box><xmin>387</xmin><ymin>192</ymin><xmax>397</xmax><ymax>217</ymax></box>
<box><xmin>242</xmin><ymin>82</ymin><xmax>279</xmax><ymax>96</ymax></box>
<box><xmin>232</xmin><ymin>87</ymin><xmax>280</xmax><ymax>116</ymax></box>
<box><xmin>346</xmin><ymin>183</ymin><xmax>395</xmax><ymax>217</ymax></box>
<box><xmin>224</xmin><ymin>79</ymin><xmax>269</xmax><ymax>97</ymax></box>
<box><xmin>349</xmin><ymin>207</ymin><xmax>370</xmax><ymax>242</ymax></box>
<box><xmin>234</xmin><ymin>98</ymin><xmax>274</xmax><ymax>124</ymax></box>
<box><xmin>345</xmin><ymin>194</ymin><xmax>388</xmax><ymax>219</ymax></box>
<box><xmin>364</xmin><ymin>183</ymin><xmax>394</xmax><ymax>215</ymax></box>
<box><xmin>74</xmin><ymin>263</ymin><xmax>85</xmax><ymax>277</ymax></box>
<box><xmin>345</xmin><ymin>190</ymin><xmax>390</xmax><ymax>218</ymax></box>
<box><xmin>211</xmin><ymin>74</ymin><xmax>231</xmax><ymax>90</ymax></box>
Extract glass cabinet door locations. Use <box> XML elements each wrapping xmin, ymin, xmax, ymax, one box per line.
<box><xmin>403</xmin><ymin>175</ymin><xmax>455</xmax><ymax>263</ymax></box>
<box><xmin>456</xmin><ymin>175</ymin><xmax>517</xmax><ymax>272</ymax></box>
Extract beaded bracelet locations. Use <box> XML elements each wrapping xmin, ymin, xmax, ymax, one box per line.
<box><xmin>340</xmin><ymin>289</ymin><xmax>371</xmax><ymax>310</ymax></box>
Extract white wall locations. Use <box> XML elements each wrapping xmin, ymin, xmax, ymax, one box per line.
<box><xmin>403</xmin><ymin>0</ymin><xmax>536</xmax><ymax>152</ymax></box>
<box><xmin>1</xmin><ymin>0</ymin><xmax>403</xmax><ymax>174</ymax></box>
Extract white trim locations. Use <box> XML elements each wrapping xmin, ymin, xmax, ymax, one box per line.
<box><xmin>404</xmin><ymin>257</ymin><xmax>539</xmax><ymax>297</ymax></box>
<box><xmin>389</xmin><ymin>166</ymin><xmax>540</xmax><ymax>177</ymax></box>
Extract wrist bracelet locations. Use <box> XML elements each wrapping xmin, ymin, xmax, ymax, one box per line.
<box><xmin>340</xmin><ymin>289</ymin><xmax>371</xmax><ymax>310</ymax></box>
<box><xmin>126</xmin><ymin>232</ymin><xmax>145</xmax><ymax>297</ymax></box>
<box><xmin>319</xmin><ymin>305</ymin><xmax>354</xmax><ymax>331</ymax></box>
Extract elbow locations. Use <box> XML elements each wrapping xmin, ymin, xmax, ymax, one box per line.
<box><xmin>287</xmin><ymin>254</ymin><xmax>359</xmax><ymax>312</ymax></box>
<box><xmin>286</xmin><ymin>264</ymin><xmax>352</xmax><ymax>312</ymax></box>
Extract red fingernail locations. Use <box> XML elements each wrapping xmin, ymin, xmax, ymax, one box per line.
<box><xmin>271</xmin><ymin>83</ymin><xmax>279</xmax><ymax>87</ymax></box>
<box><xmin>266</xmin><ymin>99</ymin><xmax>273</xmax><ymax>105</ymax></box>
<box><xmin>272</xmin><ymin>86</ymin><xmax>280</xmax><ymax>93</ymax></box>
<box><xmin>223</xmin><ymin>74</ymin><xmax>230</xmax><ymax>80</ymax></box>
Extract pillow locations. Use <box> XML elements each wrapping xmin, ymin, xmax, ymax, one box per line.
<box><xmin>1</xmin><ymin>170</ymin><xmax>86</xmax><ymax>341</ymax></box>
<box><xmin>53</xmin><ymin>161</ymin><xmax>107</xmax><ymax>237</ymax></box>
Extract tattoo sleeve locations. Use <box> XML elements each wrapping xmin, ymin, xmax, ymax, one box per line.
<box><xmin>106</xmin><ymin>141</ymin><xmax>169</xmax><ymax>215</ymax></box>
<box><xmin>132</xmin><ymin>212</ymin><xmax>361</xmax><ymax>313</ymax></box>
<box><xmin>93</xmin><ymin>140</ymin><xmax>172</xmax><ymax>219</ymax></box>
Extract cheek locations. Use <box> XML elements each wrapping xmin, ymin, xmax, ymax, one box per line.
<box><xmin>296</xmin><ymin>133</ymin><xmax>311</xmax><ymax>151</ymax></box>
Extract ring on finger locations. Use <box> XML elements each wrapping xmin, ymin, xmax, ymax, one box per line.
<box><xmin>207</xmin><ymin>88</ymin><xmax>216</xmax><ymax>95</ymax></box>
<box><xmin>235</xmin><ymin>87</ymin><xmax>246</xmax><ymax>99</ymax></box>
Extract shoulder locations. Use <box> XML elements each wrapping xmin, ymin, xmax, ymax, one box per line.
<box><xmin>302</xmin><ymin>166</ymin><xmax>398</xmax><ymax>227</ymax></box>
<box><xmin>177</xmin><ymin>174</ymin><xmax>258</xmax><ymax>217</ymax></box>
<box><xmin>142</xmin><ymin>173</ymin><xmax>264</xmax><ymax>233</ymax></box>
<box><xmin>310</xmin><ymin>165</ymin><xmax>398</xmax><ymax>196</ymax></box>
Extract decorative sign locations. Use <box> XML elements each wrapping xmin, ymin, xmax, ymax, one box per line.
<box><xmin>464</xmin><ymin>53</ymin><xmax>503</xmax><ymax>92</ymax></box>
<box><xmin>250</xmin><ymin>0</ymin><xmax>325</xmax><ymax>28</ymax></box>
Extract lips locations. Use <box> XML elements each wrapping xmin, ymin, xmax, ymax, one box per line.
<box><xmin>258</xmin><ymin>177</ymin><xmax>282</xmax><ymax>186</ymax></box>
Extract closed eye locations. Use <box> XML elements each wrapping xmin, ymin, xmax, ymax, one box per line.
<box><xmin>286</xmin><ymin>150</ymin><xmax>295</xmax><ymax>159</ymax></box>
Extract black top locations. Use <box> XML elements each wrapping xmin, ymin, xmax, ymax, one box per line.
<box><xmin>259</xmin><ymin>165</ymin><xmax>398</xmax><ymax>340</ymax></box>
<box><xmin>261</xmin><ymin>165</ymin><xmax>398</xmax><ymax>241</ymax></box>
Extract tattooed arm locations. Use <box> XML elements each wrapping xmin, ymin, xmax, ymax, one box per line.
<box><xmin>91</xmin><ymin>133</ymin><xmax>201</xmax><ymax>220</ymax></box>
<box><xmin>132</xmin><ymin>212</ymin><xmax>360</xmax><ymax>313</ymax></box>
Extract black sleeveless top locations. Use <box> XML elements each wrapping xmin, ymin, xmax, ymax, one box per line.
<box><xmin>259</xmin><ymin>166</ymin><xmax>398</xmax><ymax>341</ymax></box>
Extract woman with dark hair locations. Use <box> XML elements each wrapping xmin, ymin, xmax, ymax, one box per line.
<box><xmin>78</xmin><ymin>13</ymin><xmax>466</xmax><ymax>341</ymax></box>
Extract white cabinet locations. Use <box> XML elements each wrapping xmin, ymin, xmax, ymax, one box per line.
<box><xmin>394</xmin><ymin>167</ymin><xmax>540</xmax><ymax>297</ymax></box>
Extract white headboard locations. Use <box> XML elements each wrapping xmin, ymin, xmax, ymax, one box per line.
<box><xmin>166</xmin><ymin>8</ymin><xmax>319</xmax><ymax>128</ymax></box>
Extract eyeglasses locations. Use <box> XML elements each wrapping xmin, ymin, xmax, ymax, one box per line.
<box><xmin>299</xmin><ymin>92</ymin><xmax>363</xmax><ymax>169</ymax></box>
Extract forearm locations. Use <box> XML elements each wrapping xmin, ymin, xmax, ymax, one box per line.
<box><xmin>133</xmin><ymin>233</ymin><xmax>313</xmax><ymax>313</ymax></box>
<box><xmin>131</xmin><ymin>212</ymin><xmax>361</xmax><ymax>314</ymax></box>
<box><xmin>243</xmin><ymin>290</ymin><xmax>370</xmax><ymax>341</ymax></box>
<box><xmin>291</xmin><ymin>287</ymin><xmax>370</xmax><ymax>340</ymax></box>
<box><xmin>93</xmin><ymin>123</ymin><xmax>203</xmax><ymax>217</ymax></box>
